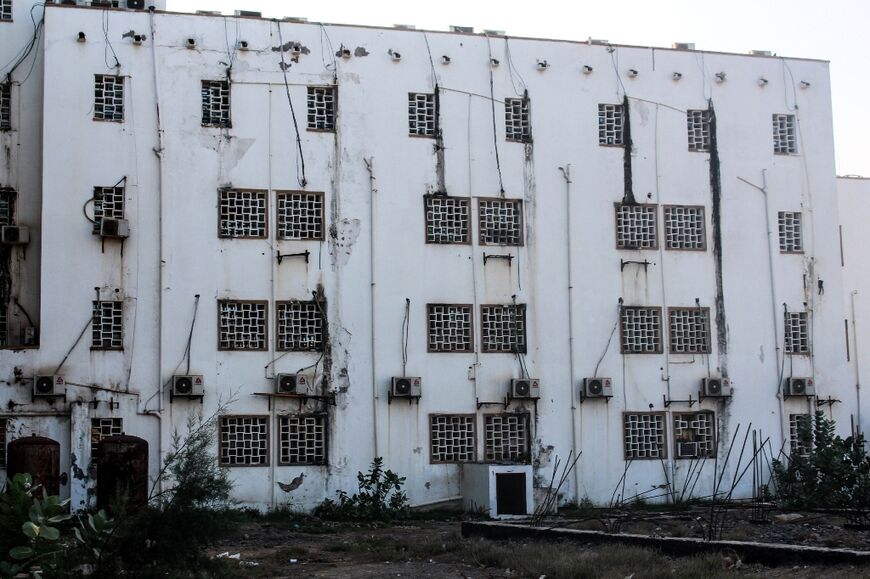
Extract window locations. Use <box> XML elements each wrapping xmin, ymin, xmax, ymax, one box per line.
<box><xmin>408</xmin><ymin>92</ymin><xmax>436</xmax><ymax>137</ymax></box>
<box><xmin>202</xmin><ymin>80</ymin><xmax>231</xmax><ymax>128</ymax></box>
<box><xmin>0</xmin><ymin>187</ymin><xmax>15</xmax><ymax>226</ymax></box>
<box><xmin>665</xmin><ymin>205</ymin><xmax>705</xmax><ymax>250</ymax></box>
<box><xmin>219</xmin><ymin>416</ymin><xmax>269</xmax><ymax>466</ymax></box>
<box><xmin>425</xmin><ymin>195</ymin><xmax>470</xmax><ymax>244</ymax></box>
<box><xmin>218</xmin><ymin>300</ymin><xmax>267</xmax><ymax>351</ymax></box>
<box><xmin>0</xmin><ymin>418</ymin><xmax>6</xmax><ymax>468</ymax></box>
<box><xmin>481</xmin><ymin>304</ymin><xmax>527</xmax><ymax>353</ymax></box>
<box><xmin>673</xmin><ymin>412</ymin><xmax>715</xmax><ymax>458</ymax></box>
<box><xmin>598</xmin><ymin>103</ymin><xmax>624</xmax><ymax>145</ymax></box>
<box><xmin>0</xmin><ymin>0</ymin><xmax>10</xmax><ymax>22</ymax></box>
<box><xmin>778</xmin><ymin>211</ymin><xmax>803</xmax><ymax>253</ymax></box>
<box><xmin>92</xmin><ymin>186</ymin><xmax>125</xmax><ymax>234</ymax></box>
<box><xmin>668</xmin><ymin>308</ymin><xmax>711</xmax><ymax>354</ymax></box>
<box><xmin>430</xmin><ymin>414</ymin><xmax>475</xmax><ymax>463</ymax></box>
<box><xmin>278</xmin><ymin>414</ymin><xmax>326</xmax><ymax>465</ymax></box>
<box><xmin>0</xmin><ymin>305</ymin><xmax>6</xmax><ymax>348</ymax></box>
<box><xmin>92</xmin><ymin>301</ymin><xmax>123</xmax><ymax>350</ymax></box>
<box><xmin>94</xmin><ymin>75</ymin><xmax>124</xmax><ymax>122</ymax></box>
<box><xmin>307</xmin><ymin>86</ymin><xmax>336</xmax><ymax>131</ymax></box>
<box><xmin>784</xmin><ymin>311</ymin><xmax>810</xmax><ymax>355</ymax></box>
<box><xmin>624</xmin><ymin>412</ymin><xmax>666</xmax><ymax>459</ymax></box>
<box><xmin>427</xmin><ymin>304</ymin><xmax>473</xmax><ymax>352</ymax></box>
<box><xmin>686</xmin><ymin>109</ymin><xmax>711</xmax><ymax>152</ymax></box>
<box><xmin>616</xmin><ymin>204</ymin><xmax>658</xmax><ymax>250</ymax></box>
<box><xmin>484</xmin><ymin>413</ymin><xmax>530</xmax><ymax>462</ymax></box>
<box><xmin>620</xmin><ymin>306</ymin><xmax>662</xmax><ymax>354</ymax></box>
<box><xmin>218</xmin><ymin>189</ymin><xmax>267</xmax><ymax>238</ymax></box>
<box><xmin>772</xmin><ymin>114</ymin><xmax>796</xmax><ymax>154</ymax></box>
<box><xmin>276</xmin><ymin>191</ymin><xmax>323</xmax><ymax>240</ymax></box>
<box><xmin>478</xmin><ymin>198</ymin><xmax>523</xmax><ymax>246</ymax></box>
<box><xmin>789</xmin><ymin>414</ymin><xmax>812</xmax><ymax>457</ymax></box>
<box><xmin>0</xmin><ymin>83</ymin><xmax>10</xmax><ymax>130</ymax></box>
<box><xmin>91</xmin><ymin>417</ymin><xmax>122</xmax><ymax>463</ymax></box>
<box><xmin>276</xmin><ymin>300</ymin><xmax>325</xmax><ymax>351</ymax></box>
<box><xmin>504</xmin><ymin>97</ymin><xmax>530</xmax><ymax>142</ymax></box>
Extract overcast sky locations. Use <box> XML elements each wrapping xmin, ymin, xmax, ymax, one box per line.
<box><xmin>169</xmin><ymin>0</ymin><xmax>868</xmax><ymax>177</ymax></box>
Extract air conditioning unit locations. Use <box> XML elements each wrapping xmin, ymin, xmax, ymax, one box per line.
<box><xmin>785</xmin><ymin>377</ymin><xmax>815</xmax><ymax>397</ymax></box>
<box><xmin>676</xmin><ymin>442</ymin><xmax>699</xmax><ymax>458</ymax></box>
<box><xmin>583</xmin><ymin>377</ymin><xmax>612</xmax><ymax>399</ymax></box>
<box><xmin>100</xmin><ymin>218</ymin><xmax>129</xmax><ymax>239</ymax></box>
<box><xmin>126</xmin><ymin>0</ymin><xmax>145</xmax><ymax>9</ymax></box>
<box><xmin>33</xmin><ymin>375</ymin><xmax>65</xmax><ymax>398</ymax></box>
<box><xmin>1</xmin><ymin>226</ymin><xmax>29</xmax><ymax>245</ymax></box>
<box><xmin>172</xmin><ymin>375</ymin><xmax>204</xmax><ymax>398</ymax></box>
<box><xmin>510</xmin><ymin>378</ymin><xmax>540</xmax><ymax>399</ymax></box>
<box><xmin>702</xmin><ymin>377</ymin><xmax>732</xmax><ymax>398</ymax></box>
<box><xmin>276</xmin><ymin>373</ymin><xmax>308</xmax><ymax>394</ymax></box>
<box><xmin>391</xmin><ymin>376</ymin><xmax>422</xmax><ymax>398</ymax></box>
<box><xmin>20</xmin><ymin>326</ymin><xmax>37</xmax><ymax>347</ymax></box>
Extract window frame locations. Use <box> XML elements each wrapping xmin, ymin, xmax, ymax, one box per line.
<box><xmin>483</xmin><ymin>412</ymin><xmax>532</xmax><ymax>464</ymax></box>
<box><xmin>423</xmin><ymin>194</ymin><xmax>472</xmax><ymax>245</ymax></box>
<box><xmin>217</xmin><ymin>299</ymin><xmax>269</xmax><ymax>352</ymax></box>
<box><xmin>777</xmin><ymin>211</ymin><xmax>804</xmax><ymax>254</ymax></box>
<box><xmin>429</xmin><ymin>413</ymin><xmax>477</xmax><ymax>464</ymax></box>
<box><xmin>504</xmin><ymin>96</ymin><xmax>532</xmax><ymax>143</ymax></box>
<box><xmin>614</xmin><ymin>203</ymin><xmax>659</xmax><ymax>250</ymax></box>
<box><xmin>686</xmin><ymin>109</ymin><xmax>711</xmax><ymax>152</ymax></box>
<box><xmin>480</xmin><ymin>303</ymin><xmax>528</xmax><ymax>354</ymax></box>
<box><xmin>219</xmin><ymin>415</ymin><xmax>270</xmax><ymax>467</ymax></box>
<box><xmin>623</xmin><ymin>411</ymin><xmax>668</xmax><ymax>460</ymax></box>
<box><xmin>598</xmin><ymin>102</ymin><xmax>625</xmax><ymax>146</ymax></box>
<box><xmin>784</xmin><ymin>310</ymin><xmax>811</xmax><ymax>355</ymax></box>
<box><xmin>277</xmin><ymin>413</ymin><xmax>328</xmax><ymax>466</ymax></box>
<box><xmin>93</xmin><ymin>74</ymin><xmax>125</xmax><ymax>123</ymax></box>
<box><xmin>306</xmin><ymin>85</ymin><xmax>337</xmax><ymax>132</ymax></box>
<box><xmin>619</xmin><ymin>305</ymin><xmax>663</xmax><ymax>355</ymax></box>
<box><xmin>275</xmin><ymin>299</ymin><xmax>326</xmax><ymax>352</ymax></box>
<box><xmin>426</xmin><ymin>303</ymin><xmax>474</xmax><ymax>353</ymax></box>
<box><xmin>275</xmin><ymin>190</ymin><xmax>325</xmax><ymax>241</ymax></box>
<box><xmin>0</xmin><ymin>82</ymin><xmax>11</xmax><ymax>131</ymax></box>
<box><xmin>673</xmin><ymin>411</ymin><xmax>716</xmax><ymax>459</ymax></box>
<box><xmin>91</xmin><ymin>300</ymin><xmax>124</xmax><ymax>351</ymax></box>
<box><xmin>477</xmin><ymin>197</ymin><xmax>524</xmax><ymax>247</ymax></box>
<box><xmin>663</xmin><ymin>205</ymin><xmax>707</xmax><ymax>251</ymax></box>
<box><xmin>667</xmin><ymin>306</ymin><xmax>712</xmax><ymax>355</ymax></box>
<box><xmin>201</xmin><ymin>79</ymin><xmax>232</xmax><ymax>129</ymax></box>
<box><xmin>772</xmin><ymin>113</ymin><xmax>797</xmax><ymax>155</ymax></box>
<box><xmin>408</xmin><ymin>91</ymin><xmax>437</xmax><ymax>138</ymax></box>
<box><xmin>217</xmin><ymin>188</ymin><xmax>269</xmax><ymax>239</ymax></box>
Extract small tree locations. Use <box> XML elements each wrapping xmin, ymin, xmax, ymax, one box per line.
<box><xmin>315</xmin><ymin>457</ymin><xmax>409</xmax><ymax>521</ymax></box>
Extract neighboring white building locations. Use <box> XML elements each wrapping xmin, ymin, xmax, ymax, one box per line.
<box><xmin>0</xmin><ymin>1</ymin><xmax>854</xmax><ymax>512</ymax></box>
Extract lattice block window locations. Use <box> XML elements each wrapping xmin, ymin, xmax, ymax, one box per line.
<box><xmin>0</xmin><ymin>188</ymin><xmax>14</xmax><ymax>226</ymax></box>
<box><xmin>427</xmin><ymin>304</ymin><xmax>473</xmax><ymax>352</ymax></box>
<box><xmin>307</xmin><ymin>86</ymin><xmax>336</xmax><ymax>131</ymax></box>
<box><xmin>598</xmin><ymin>103</ymin><xmax>624</xmax><ymax>145</ymax></box>
<box><xmin>669</xmin><ymin>308</ymin><xmax>710</xmax><ymax>354</ymax></box>
<box><xmin>479</xmin><ymin>198</ymin><xmax>523</xmax><ymax>246</ymax></box>
<box><xmin>94</xmin><ymin>75</ymin><xmax>124</xmax><ymax>122</ymax></box>
<box><xmin>220</xmin><ymin>416</ymin><xmax>269</xmax><ymax>466</ymax></box>
<box><xmin>278</xmin><ymin>414</ymin><xmax>326</xmax><ymax>465</ymax></box>
<box><xmin>0</xmin><ymin>305</ymin><xmax>6</xmax><ymax>348</ymax></box>
<box><xmin>673</xmin><ymin>412</ymin><xmax>715</xmax><ymax>458</ymax></box>
<box><xmin>686</xmin><ymin>109</ymin><xmax>711</xmax><ymax>152</ymax></box>
<box><xmin>202</xmin><ymin>80</ymin><xmax>231</xmax><ymax>127</ymax></box>
<box><xmin>481</xmin><ymin>304</ymin><xmax>527</xmax><ymax>353</ymax></box>
<box><xmin>92</xmin><ymin>301</ymin><xmax>123</xmax><ymax>350</ymax></box>
<box><xmin>484</xmin><ymin>414</ymin><xmax>530</xmax><ymax>462</ymax></box>
<box><xmin>616</xmin><ymin>204</ymin><xmax>658</xmax><ymax>250</ymax></box>
<box><xmin>425</xmin><ymin>195</ymin><xmax>470</xmax><ymax>244</ymax></box>
<box><xmin>778</xmin><ymin>211</ymin><xmax>803</xmax><ymax>253</ymax></box>
<box><xmin>504</xmin><ymin>97</ymin><xmax>531</xmax><ymax>142</ymax></box>
<box><xmin>90</xmin><ymin>418</ymin><xmax>122</xmax><ymax>463</ymax></box>
<box><xmin>0</xmin><ymin>0</ymin><xmax>10</xmax><ymax>21</ymax></box>
<box><xmin>277</xmin><ymin>300</ymin><xmax>325</xmax><ymax>351</ymax></box>
<box><xmin>621</xmin><ymin>306</ymin><xmax>662</xmax><ymax>354</ymax></box>
<box><xmin>92</xmin><ymin>186</ymin><xmax>125</xmax><ymax>234</ymax></box>
<box><xmin>789</xmin><ymin>414</ymin><xmax>812</xmax><ymax>457</ymax></box>
<box><xmin>277</xmin><ymin>191</ymin><xmax>323</xmax><ymax>240</ymax></box>
<box><xmin>624</xmin><ymin>413</ymin><xmax>666</xmax><ymax>459</ymax></box>
<box><xmin>772</xmin><ymin>113</ymin><xmax>797</xmax><ymax>154</ymax></box>
<box><xmin>0</xmin><ymin>418</ymin><xmax>6</xmax><ymax>468</ymax></box>
<box><xmin>218</xmin><ymin>189</ymin><xmax>267</xmax><ymax>238</ymax></box>
<box><xmin>784</xmin><ymin>311</ymin><xmax>810</xmax><ymax>354</ymax></box>
<box><xmin>430</xmin><ymin>415</ymin><xmax>475</xmax><ymax>463</ymax></box>
<box><xmin>218</xmin><ymin>300</ymin><xmax>267</xmax><ymax>350</ymax></box>
<box><xmin>0</xmin><ymin>83</ymin><xmax>10</xmax><ymax>130</ymax></box>
<box><xmin>408</xmin><ymin>92</ymin><xmax>436</xmax><ymax>137</ymax></box>
<box><xmin>665</xmin><ymin>205</ymin><xmax>705</xmax><ymax>250</ymax></box>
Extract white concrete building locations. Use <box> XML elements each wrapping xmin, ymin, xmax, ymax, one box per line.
<box><xmin>0</xmin><ymin>1</ymin><xmax>855</xmax><ymax>513</ymax></box>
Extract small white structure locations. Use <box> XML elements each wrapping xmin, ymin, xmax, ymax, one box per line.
<box><xmin>462</xmin><ymin>463</ymin><xmax>534</xmax><ymax>518</ymax></box>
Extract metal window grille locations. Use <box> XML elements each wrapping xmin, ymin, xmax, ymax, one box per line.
<box><xmin>278</xmin><ymin>414</ymin><xmax>326</xmax><ymax>465</ymax></box>
<box><xmin>598</xmin><ymin>103</ymin><xmax>624</xmax><ymax>145</ymax></box>
<box><xmin>479</xmin><ymin>198</ymin><xmax>523</xmax><ymax>245</ymax></box>
<box><xmin>0</xmin><ymin>0</ymin><xmax>10</xmax><ymax>21</ymax></box>
<box><xmin>616</xmin><ymin>204</ymin><xmax>658</xmax><ymax>249</ymax></box>
<box><xmin>306</xmin><ymin>86</ymin><xmax>336</xmax><ymax>130</ymax></box>
<box><xmin>669</xmin><ymin>308</ymin><xmax>710</xmax><ymax>354</ymax></box>
<box><xmin>218</xmin><ymin>300</ymin><xmax>267</xmax><ymax>350</ymax></box>
<box><xmin>784</xmin><ymin>311</ymin><xmax>810</xmax><ymax>354</ymax></box>
<box><xmin>219</xmin><ymin>189</ymin><xmax>267</xmax><ymax>238</ymax></box>
<box><xmin>94</xmin><ymin>75</ymin><xmax>124</xmax><ymax>122</ymax></box>
<box><xmin>0</xmin><ymin>418</ymin><xmax>6</xmax><ymax>468</ymax></box>
<box><xmin>277</xmin><ymin>191</ymin><xmax>323</xmax><ymax>240</ymax></box>
<box><xmin>430</xmin><ymin>414</ymin><xmax>475</xmax><ymax>463</ymax></box>
<box><xmin>276</xmin><ymin>300</ymin><xmax>324</xmax><ymax>351</ymax></box>
<box><xmin>427</xmin><ymin>304</ymin><xmax>473</xmax><ymax>352</ymax></box>
<box><xmin>0</xmin><ymin>83</ymin><xmax>10</xmax><ymax>130</ymax></box>
<box><xmin>624</xmin><ymin>413</ymin><xmax>666</xmax><ymax>459</ymax></box>
<box><xmin>0</xmin><ymin>305</ymin><xmax>6</xmax><ymax>347</ymax></box>
<box><xmin>621</xmin><ymin>306</ymin><xmax>662</xmax><ymax>354</ymax></box>
<box><xmin>90</xmin><ymin>417</ymin><xmax>122</xmax><ymax>462</ymax></box>
<box><xmin>789</xmin><ymin>414</ymin><xmax>812</xmax><ymax>457</ymax></box>
<box><xmin>202</xmin><ymin>80</ymin><xmax>231</xmax><ymax>127</ymax></box>
<box><xmin>92</xmin><ymin>301</ymin><xmax>123</xmax><ymax>350</ymax></box>
<box><xmin>425</xmin><ymin>195</ymin><xmax>470</xmax><ymax>244</ymax></box>
<box><xmin>686</xmin><ymin>109</ymin><xmax>711</xmax><ymax>152</ymax></box>
<box><xmin>665</xmin><ymin>205</ymin><xmax>705</xmax><ymax>250</ymax></box>
<box><xmin>484</xmin><ymin>414</ymin><xmax>530</xmax><ymax>462</ymax></box>
<box><xmin>220</xmin><ymin>416</ymin><xmax>269</xmax><ymax>466</ymax></box>
<box><xmin>408</xmin><ymin>92</ymin><xmax>436</xmax><ymax>137</ymax></box>
<box><xmin>0</xmin><ymin>188</ymin><xmax>14</xmax><ymax>226</ymax></box>
<box><xmin>504</xmin><ymin>97</ymin><xmax>531</xmax><ymax>142</ymax></box>
<box><xmin>92</xmin><ymin>186</ymin><xmax>125</xmax><ymax>234</ymax></box>
<box><xmin>673</xmin><ymin>412</ymin><xmax>715</xmax><ymax>458</ymax></box>
<box><xmin>481</xmin><ymin>304</ymin><xmax>527</xmax><ymax>353</ymax></box>
<box><xmin>778</xmin><ymin>211</ymin><xmax>803</xmax><ymax>253</ymax></box>
<box><xmin>772</xmin><ymin>114</ymin><xmax>797</xmax><ymax>154</ymax></box>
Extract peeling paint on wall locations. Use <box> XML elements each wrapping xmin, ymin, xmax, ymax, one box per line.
<box><xmin>328</xmin><ymin>218</ymin><xmax>360</xmax><ymax>269</ymax></box>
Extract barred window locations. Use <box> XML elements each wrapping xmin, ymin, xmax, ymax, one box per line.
<box><xmin>686</xmin><ymin>109</ymin><xmax>711</xmax><ymax>152</ymax></box>
<box><xmin>616</xmin><ymin>204</ymin><xmax>658</xmax><ymax>250</ymax></box>
<box><xmin>0</xmin><ymin>304</ymin><xmax>6</xmax><ymax>348</ymax></box>
<box><xmin>481</xmin><ymin>304</ymin><xmax>527</xmax><ymax>353</ymax></box>
<box><xmin>0</xmin><ymin>0</ymin><xmax>10</xmax><ymax>22</ymax></box>
<box><xmin>94</xmin><ymin>75</ymin><xmax>124</xmax><ymax>122</ymax></box>
<box><xmin>92</xmin><ymin>301</ymin><xmax>123</xmax><ymax>350</ymax></box>
<box><xmin>789</xmin><ymin>413</ymin><xmax>812</xmax><ymax>457</ymax></box>
<box><xmin>665</xmin><ymin>205</ymin><xmax>705</xmax><ymax>250</ymax></box>
<box><xmin>276</xmin><ymin>300</ymin><xmax>325</xmax><ymax>351</ymax></box>
<box><xmin>430</xmin><ymin>414</ymin><xmax>475</xmax><ymax>463</ymax></box>
<box><xmin>0</xmin><ymin>83</ymin><xmax>10</xmax><ymax>130</ymax></box>
<box><xmin>0</xmin><ymin>187</ymin><xmax>15</xmax><ymax>226</ymax></box>
<box><xmin>621</xmin><ymin>306</ymin><xmax>662</xmax><ymax>354</ymax></box>
<box><xmin>598</xmin><ymin>103</ymin><xmax>624</xmax><ymax>145</ymax></box>
<box><xmin>91</xmin><ymin>417</ymin><xmax>122</xmax><ymax>463</ymax></box>
<box><xmin>778</xmin><ymin>211</ymin><xmax>803</xmax><ymax>253</ymax></box>
<box><xmin>0</xmin><ymin>418</ymin><xmax>6</xmax><ymax>468</ymax></box>
<box><xmin>504</xmin><ymin>97</ymin><xmax>531</xmax><ymax>142</ymax></box>
<box><xmin>92</xmin><ymin>186</ymin><xmax>125</xmax><ymax>234</ymax></box>
<box><xmin>408</xmin><ymin>92</ymin><xmax>436</xmax><ymax>137</ymax></box>
<box><xmin>624</xmin><ymin>412</ymin><xmax>666</xmax><ymax>459</ymax></box>
<box><xmin>278</xmin><ymin>414</ymin><xmax>326</xmax><ymax>465</ymax></box>
<box><xmin>669</xmin><ymin>308</ymin><xmax>711</xmax><ymax>354</ymax></box>
<box><xmin>784</xmin><ymin>311</ymin><xmax>810</xmax><ymax>354</ymax></box>
<box><xmin>277</xmin><ymin>191</ymin><xmax>323</xmax><ymax>240</ymax></box>
<box><xmin>479</xmin><ymin>198</ymin><xmax>523</xmax><ymax>246</ymax></box>
<box><xmin>674</xmin><ymin>412</ymin><xmax>715</xmax><ymax>458</ymax></box>
<box><xmin>218</xmin><ymin>189</ymin><xmax>267</xmax><ymax>238</ymax></box>
<box><xmin>218</xmin><ymin>300</ymin><xmax>267</xmax><ymax>351</ymax></box>
<box><xmin>202</xmin><ymin>80</ymin><xmax>231</xmax><ymax>128</ymax></box>
<box><xmin>427</xmin><ymin>304</ymin><xmax>473</xmax><ymax>352</ymax></box>
<box><xmin>307</xmin><ymin>86</ymin><xmax>336</xmax><ymax>131</ymax></box>
<box><xmin>425</xmin><ymin>195</ymin><xmax>470</xmax><ymax>244</ymax></box>
<box><xmin>484</xmin><ymin>414</ymin><xmax>530</xmax><ymax>462</ymax></box>
<box><xmin>772</xmin><ymin>113</ymin><xmax>796</xmax><ymax>154</ymax></box>
<box><xmin>220</xmin><ymin>416</ymin><xmax>269</xmax><ymax>466</ymax></box>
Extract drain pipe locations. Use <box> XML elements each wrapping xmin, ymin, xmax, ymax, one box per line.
<box><xmin>365</xmin><ymin>158</ymin><xmax>379</xmax><ymax>459</ymax></box>
<box><xmin>852</xmin><ymin>291</ymin><xmax>862</xmax><ymax>435</ymax></box>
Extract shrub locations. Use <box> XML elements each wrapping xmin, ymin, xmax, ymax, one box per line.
<box><xmin>315</xmin><ymin>457</ymin><xmax>409</xmax><ymax>521</ymax></box>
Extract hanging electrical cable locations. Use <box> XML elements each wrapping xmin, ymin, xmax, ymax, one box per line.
<box><xmin>183</xmin><ymin>294</ymin><xmax>200</xmax><ymax>375</ymax></box>
<box><xmin>2</xmin><ymin>3</ymin><xmax>45</xmax><ymax>83</ymax></box>
<box><xmin>102</xmin><ymin>9</ymin><xmax>121</xmax><ymax>70</ymax></box>
<box><xmin>276</xmin><ymin>21</ymin><xmax>307</xmax><ymax>188</ymax></box>
<box><xmin>402</xmin><ymin>298</ymin><xmax>410</xmax><ymax>376</ymax></box>
<box><xmin>485</xmin><ymin>35</ymin><xmax>506</xmax><ymax>197</ymax></box>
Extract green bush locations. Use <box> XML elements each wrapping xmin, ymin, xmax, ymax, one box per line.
<box><xmin>314</xmin><ymin>457</ymin><xmax>409</xmax><ymax>521</ymax></box>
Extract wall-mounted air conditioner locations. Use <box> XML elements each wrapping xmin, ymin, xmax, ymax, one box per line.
<box><xmin>583</xmin><ymin>377</ymin><xmax>612</xmax><ymax>399</ymax></box>
<box><xmin>701</xmin><ymin>377</ymin><xmax>731</xmax><ymax>398</ymax></box>
<box><xmin>276</xmin><ymin>373</ymin><xmax>307</xmax><ymax>394</ymax></box>
<box><xmin>510</xmin><ymin>378</ymin><xmax>540</xmax><ymax>399</ymax></box>
<box><xmin>33</xmin><ymin>375</ymin><xmax>65</xmax><ymax>398</ymax></box>
<box><xmin>391</xmin><ymin>376</ymin><xmax>422</xmax><ymax>398</ymax></box>
<box><xmin>100</xmin><ymin>218</ymin><xmax>129</xmax><ymax>239</ymax></box>
<box><xmin>0</xmin><ymin>226</ymin><xmax>29</xmax><ymax>245</ymax></box>
<box><xmin>462</xmin><ymin>464</ymin><xmax>534</xmax><ymax>519</ymax></box>
<box><xmin>172</xmin><ymin>375</ymin><xmax>204</xmax><ymax>398</ymax></box>
<box><xmin>785</xmin><ymin>377</ymin><xmax>815</xmax><ymax>397</ymax></box>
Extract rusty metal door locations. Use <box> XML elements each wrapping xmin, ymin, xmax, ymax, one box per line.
<box><xmin>7</xmin><ymin>435</ymin><xmax>61</xmax><ymax>496</ymax></box>
<box><xmin>96</xmin><ymin>434</ymin><xmax>148</xmax><ymax>512</ymax></box>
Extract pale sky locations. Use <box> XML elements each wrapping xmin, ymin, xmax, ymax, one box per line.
<box><xmin>169</xmin><ymin>0</ymin><xmax>868</xmax><ymax>177</ymax></box>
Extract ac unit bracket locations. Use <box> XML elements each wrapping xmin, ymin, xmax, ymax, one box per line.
<box><xmin>698</xmin><ymin>389</ymin><xmax>732</xmax><ymax>403</ymax></box>
<box><xmin>483</xmin><ymin>253</ymin><xmax>514</xmax><ymax>266</ymax></box>
<box><xmin>170</xmin><ymin>391</ymin><xmax>204</xmax><ymax>404</ymax></box>
<box><xmin>663</xmin><ymin>394</ymin><xmax>696</xmax><ymax>408</ymax></box>
<box><xmin>276</xmin><ymin>250</ymin><xmax>310</xmax><ymax>264</ymax></box>
<box><xmin>476</xmin><ymin>397</ymin><xmax>509</xmax><ymax>410</ymax></box>
<box><xmin>579</xmin><ymin>392</ymin><xmax>613</xmax><ymax>404</ymax></box>
<box><xmin>816</xmin><ymin>396</ymin><xmax>841</xmax><ymax>407</ymax></box>
<box><xmin>253</xmin><ymin>391</ymin><xmax>336</xmax><ymax>411</ymax></box>
<box><xmin>387</xmin><ymin>391</ymin><xmax>420</xmax><ymax>405</ymax></box>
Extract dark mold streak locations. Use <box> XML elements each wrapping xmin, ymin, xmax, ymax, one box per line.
<box><xmin>708</xmin><ymin>100</ymin><xmax>728</xmax><ymax>374</ymax></box>
<box><xmin>621</xmin><ymin>95</ymin><xmax>636</xmax><ymax>205</ymax></box>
